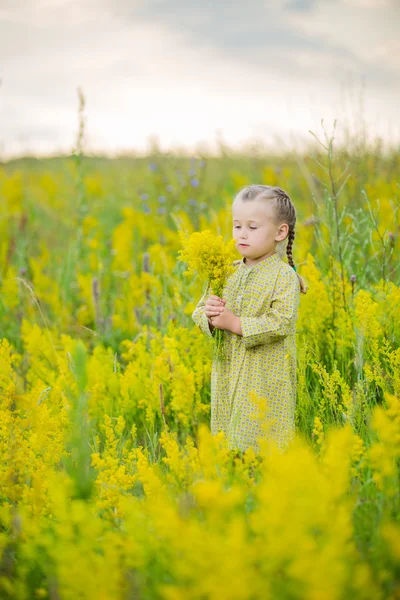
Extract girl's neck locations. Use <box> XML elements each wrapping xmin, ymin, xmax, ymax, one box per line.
<box><xmin>244</xmin><ymin>250</ymin><xmax>277</xmax><ymax>267</ymax></box>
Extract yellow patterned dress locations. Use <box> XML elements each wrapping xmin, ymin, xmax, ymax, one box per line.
<box><xmin>192</xmin><ymin>251</ymin><xmax>301</xmax><ymax>454</ymax></box>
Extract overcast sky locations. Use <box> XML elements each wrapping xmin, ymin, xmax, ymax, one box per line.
<box><xmin>1</xmin><ymin>0</ymin><xmax>399</xmax><ymax>158</ymax></box>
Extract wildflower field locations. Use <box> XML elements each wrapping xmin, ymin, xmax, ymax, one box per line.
<box><xmin>0</xmin><ymin>131</ymin><xmax>399</xmax><ymax>598</ymax></box>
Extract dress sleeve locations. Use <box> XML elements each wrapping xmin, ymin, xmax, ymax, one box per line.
<box><xmin>192</xmin><ymin>284</ymin><xmax>215</xmax><ymax>338</ymax></box>
<box><xmin>240</xmin><ymin>267</ymin><xmax>300</xmax><ymax>348</ymax></box>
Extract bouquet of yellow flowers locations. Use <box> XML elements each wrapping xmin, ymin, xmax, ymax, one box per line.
<box><xmin>178</xmin><ymin>229</ymin><xmax>237</xmax><ymax>359</ymax></box>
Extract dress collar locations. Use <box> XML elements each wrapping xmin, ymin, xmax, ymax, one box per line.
<box><xmin>238</xmin><ymin>251</ymin><xmax>281</xmax><ymax>272</ymax></box>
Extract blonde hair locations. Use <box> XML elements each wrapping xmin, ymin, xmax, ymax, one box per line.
<box><xmin>233</xmin><ymin>184</ymin><xmax>308</xmax><ymax>294</ymax></box>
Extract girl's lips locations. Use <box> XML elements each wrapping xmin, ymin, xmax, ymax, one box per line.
<box><xmin>239</xmin><ymin>244</ymin><xmax>249</xmax><ymax>247</ymax></box>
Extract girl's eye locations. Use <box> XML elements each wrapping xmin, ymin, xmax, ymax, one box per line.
<box><xmin>234</xmin><ymin>226</ymin><xmax>257</xmax><ymax>229</ymax></box>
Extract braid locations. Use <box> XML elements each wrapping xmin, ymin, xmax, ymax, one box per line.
<box><xmin>286</xmin><ymin>228</ymin><xmax>295</xmax><ymax>269</ymax></box>
<box><xmin>272</xmin><ymin>188</ymin><xmax>307</xmax><ymax>293</ymax></box>
<box><xmin>274</xmin><ymin>189</ymin><xmax>296</xmax><ymax>270</ymax></box>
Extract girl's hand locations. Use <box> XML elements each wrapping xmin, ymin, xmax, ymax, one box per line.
<box><xmin>209</xmin><ymin>305</ymin><xmax>242</xmax><ymax>335</ymax></box>
<box><xmin>205</xmin><ymin>295</ymin><xmax>226</xmax><ymax>319</ymax></box>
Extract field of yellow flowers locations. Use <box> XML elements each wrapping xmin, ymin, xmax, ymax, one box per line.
<box><xmin>0</xmin><ymin>139</ymin><xmax>399</xmax><ymax>599</ymax></box>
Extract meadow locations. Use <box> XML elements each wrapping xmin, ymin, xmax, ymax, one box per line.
<box><xmin>0</xmin><ymin>119</ymin><xmax>399</xmax><ymax>598</ymax></box>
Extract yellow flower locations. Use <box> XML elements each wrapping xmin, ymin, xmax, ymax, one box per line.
<box><xmin>178</xmin><ymin>229</ymin><xmax>237</xmax><ymax>296</ymax></box>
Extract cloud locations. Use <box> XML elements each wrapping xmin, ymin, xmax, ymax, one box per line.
<box><xmin>0</xmin><ymin>0</ymin><xmax>112</xmax><ymax>26</ymax></box>
<box><xmin>0</xmin><ymin>0</ymin><xmax>398</xmax><ymax>157</ymax></box>
<box><xmin>286</xmin><ymin>0</ymin><xmax>400</xmax><ymax>81</ymax></box>
<box><xmin>341</xmin><ymin>0</ymin><xmax>398</xmax><ymax>7</ymax></box>
<box><xmin>284</xmin><ymin>0</ymin><xmax>318</xmax><ymax>11</ymax></box>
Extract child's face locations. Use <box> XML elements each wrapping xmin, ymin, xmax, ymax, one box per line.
<box><xmin>232</xmin><ymin>199</ymin><xmax>288</xmax><ymax>260</ymax></box>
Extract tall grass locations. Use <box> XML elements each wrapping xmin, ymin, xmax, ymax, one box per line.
<box><xmin>0</xmin><ymin>92</ymin><xmax>398</xmax><ymax>598</ymax></box>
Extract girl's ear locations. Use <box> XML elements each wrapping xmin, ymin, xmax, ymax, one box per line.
<box><xmin>275</xmin><ymin>223</ymin><xmax>289</xmax><ymax>241</ymax></box>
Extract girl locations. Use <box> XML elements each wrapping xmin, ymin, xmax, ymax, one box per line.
<box><xmin>192</xmin><ymin>185</ymin><xmax>307</xmax><ymax>455</ymax></box>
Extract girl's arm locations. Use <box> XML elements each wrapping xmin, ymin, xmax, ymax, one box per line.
<box><xmin>239</xmin><ymin>267</ymin><xmax>300</xmax><ymax>348</ymax></box>
<box><xmin>192</xmin><ymin>287</ymin><xmax>215</xmax><ymax>338</ymax></box>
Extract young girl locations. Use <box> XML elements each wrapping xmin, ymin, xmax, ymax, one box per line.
<box><xmin>192</xmin><ymin>185</ymin><xmax>307</xmax><ymax>455</ymax></box>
